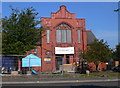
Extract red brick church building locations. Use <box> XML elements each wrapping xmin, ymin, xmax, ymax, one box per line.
<box><xmin>27</xmin><ymin>5</ymin><xmax>96</xmax><ymax>72</ymax></box>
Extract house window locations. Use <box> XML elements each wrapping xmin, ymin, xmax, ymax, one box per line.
<box><xmin>56</xmin><ymin>24</ymin><xmax>71</xmax><ymax>43</ymax></box>
<box><xmin>78</xmin><ymin>30</ymin><xmax>81</xmax><ymax>43</ymax></box>
<box><xmin>46</xmin><ymin>30</ymin><xmax>50</xmax><ymax>43</ymax></box>
<box><xmin>46</xmin><ymin>51</ymin><xmax>50</xmax><ymax>58</ymax></box>
<box><xmin>34</xmin><ymin>49</ymin><xmax>38</xmax><ymax>54</ymax></box>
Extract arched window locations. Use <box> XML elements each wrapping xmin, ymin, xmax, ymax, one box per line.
<box><xmin>56</xmin><ymin>24</ymin><xmax>71</xmax><ymax>43</ymax></box>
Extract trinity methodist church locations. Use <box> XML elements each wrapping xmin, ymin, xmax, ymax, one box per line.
<box><xmin>26</xmin><ymin>5</ymin><xmax>96</xmax><ymax>72</ymax></box>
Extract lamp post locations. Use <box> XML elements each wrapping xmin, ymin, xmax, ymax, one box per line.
<box><xmin>29</xmin><ymin>56</ymin><xmax>31</xmax><ymax>71</ymax></box>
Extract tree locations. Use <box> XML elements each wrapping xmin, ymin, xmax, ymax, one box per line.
<box><xmin>114</xmin><ymin>9</ymin><xmax>119</xmax><ymax>12</ymax></box>
<box><xmin>79</xmin><ymin>39</ymin><xmax>112</xmax><ymax>63</ymax></box>
<box><xmin>2</xmin><ymin>7</ymin><xmax>42</xmax><ymax>55</ymax></box>
<box><xmin>113</xmin><ymin>43</ymin><xmax>120</xmax><ymax>60</ymax></box>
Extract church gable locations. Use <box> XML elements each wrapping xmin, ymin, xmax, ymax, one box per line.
<box><xmin>51</xmin><ymin>5</ymin><xmax>76</xmax><ymax>19</ymax></box>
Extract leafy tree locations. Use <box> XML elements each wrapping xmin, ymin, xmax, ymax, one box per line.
<box><xmin>2</xmin><ymin>7</ymin><xmax>42</xmax><ymax>55</ymax></box>
<box><xmin>113</xmin><ymin>43</ymin><xmax>120</xmax><ymax>60</ymax></box>
<box><xmin>79</xmin><ymin>39</ymin><xmax>112</xmax><ymax>63</ymax></box>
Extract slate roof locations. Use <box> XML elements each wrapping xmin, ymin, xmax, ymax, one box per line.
<box><xmin>86</xmin><ymin>31</ymin><xmax>96</xmax><ymax>44</ymax></box>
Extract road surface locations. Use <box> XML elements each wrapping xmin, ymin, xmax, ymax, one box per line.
<box><xmin>1</xmin><ymin>79</ymin><xmax>120</xmax><ymax>88</ymax></box>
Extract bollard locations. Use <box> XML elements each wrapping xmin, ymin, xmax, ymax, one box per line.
<box><xmin>86</xmin><ymin>70</ymin><xmax>90</xmax><ymax>76</ymax></box>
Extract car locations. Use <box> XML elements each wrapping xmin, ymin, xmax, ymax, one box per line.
<box><xmin>112</xmin><ymin>65</ymin><xmax>120</xmax><ymax>72</ymax></box>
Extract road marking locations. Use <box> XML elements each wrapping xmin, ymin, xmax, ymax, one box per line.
<box><xmin>1</xmin><ymin>79</ymin><xmax>120</xmax><ymax>84</ymax></box>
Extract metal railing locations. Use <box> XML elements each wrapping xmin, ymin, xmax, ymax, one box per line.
<box><xmin>1</xmin><ymin>54</ymin><xmax>73</xmax><ymax>75</ymax></box>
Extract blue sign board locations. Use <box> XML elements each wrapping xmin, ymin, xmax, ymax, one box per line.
<box><xmin>22</xmin><ymin>54</ymin><xmax>41</xmax><ymax>67</ymax></box>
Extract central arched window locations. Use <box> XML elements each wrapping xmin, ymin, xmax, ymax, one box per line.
<box><xmin>56</xmin><ymin>23</ymin><xmax>71</xmax><ymax>43</ymax></box>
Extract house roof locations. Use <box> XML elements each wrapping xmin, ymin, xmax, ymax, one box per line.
<box><xmin>86</xmin><ymin>31</ymin><xmax>96</xmax><ymax>44</ymax></box>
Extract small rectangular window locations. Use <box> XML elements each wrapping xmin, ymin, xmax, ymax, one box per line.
<box><xmin>78</xmin><ymin>30</ymin><xmax>81</xmax><ymax>43</ymax></box>
<box><xmin>46</xmin><ymin>30</ymin><xmax>50</xmax><ymax>43</ymax></box>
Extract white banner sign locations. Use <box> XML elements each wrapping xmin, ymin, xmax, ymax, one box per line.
<box><xmin>55</xmin><ymin>47</ymin><xmax>74</xmax><ymax>54</ymax></box>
